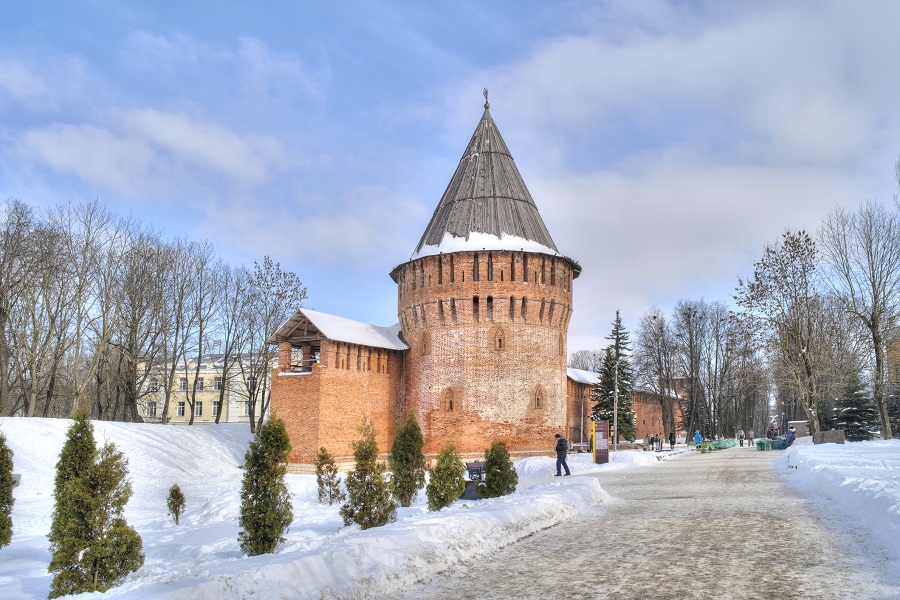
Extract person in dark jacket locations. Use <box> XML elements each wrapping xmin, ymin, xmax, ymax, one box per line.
<box><xmin>668</xmin><ymin>430</ymin><xmax>676</xmax><ymax>450</ymax></box>
<box><xmin>554</xmin><ymin>433</ymin><xmax>571</xmax><ymax>476</ymax></box>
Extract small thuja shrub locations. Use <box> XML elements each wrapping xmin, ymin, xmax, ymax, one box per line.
<box><xmin>315</xmin><ymin>447</ymin><xmax>346</xmax><ymax>505</ymax></box>
<box><xmin>426</xmin><ymin>444</ymin><xmax>465</xmax><ymax>511</ymax></box>
<box><xmin>389</xmin><ymin>416</ymin><xmax>425</xmax><ymax>507</ymax></box>
<box><xmin>48</xmin><ymin>414</ymin><xmax>144</xmax><ymax>598</ymax></box>
<box><xmin>0</xmin><ymin>431</ymin><xmax>14</xmax><ymax>549</ymax></box>
<box><xmin>167</xmin><ymin>484</ymin><xmax>186</xmax><ymax>525</ymax></box>
<box><xmin>477</xmin><ymin>441</ymin><xmax>518</xmax><ymax>499</ymax></box>
<box><xmin>340</xmin><ymin>420</ymin><xmax>397</xmax><ymax>529</ymax></box>
<box><xmin>239</xmin><ymin>418</ymin><xmax>293</xmax><ymax>556</ymax></box>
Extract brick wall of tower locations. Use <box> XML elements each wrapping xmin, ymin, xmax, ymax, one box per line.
<box><xmin>396</xmin><ymin>250</ymin><xmax>575</xmax><ymax>458</ymax></box>
<box><xmin>271</xmin><ymin>339</ymin><xmax>404</xmax><ymax>469</ymax></box>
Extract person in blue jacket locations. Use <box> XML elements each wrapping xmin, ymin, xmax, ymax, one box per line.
<box><xmin>784</xmin><ymin>426</ymin><xmax>796</xmax><ymax>448</ymax></box>
<box><xmin>693</xmin><ymin>430</ymin><xmax>702</xmax><ymax>447</ymax></box>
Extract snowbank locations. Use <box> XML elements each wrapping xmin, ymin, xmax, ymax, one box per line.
<box><xmin>783</xmin><ymin>438</ymin><xmax>900</xmax><ymax>564</ymax></box>
<box><xmin>0</xmin><ymin>419</ymin><xmax>637</xmax><ymax>599</ymax></box>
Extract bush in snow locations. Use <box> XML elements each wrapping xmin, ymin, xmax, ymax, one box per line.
<box><xmin>477</xmin><ymin>441</ymin><xmax>518</xmax><ymax>499</ymax></box>
<box><xmin>389</xmin><ymin>416</ymin><xmax>425</xmax><ymax>507</ymax></box>
<box><xmin>238</xmin><ymin>418</ymin><xmax>293</xmax><ymax>556</ymax></box>
<box><xmin>48</xmin><ymin>414</ymin><xmax>144</xmax><ymax>598</ymax></box>
<box><xmin>0</xmin><ymin>431</ymin><xmax>14</xmax><ymax>548</ymax></box>
<box><xmin>315</xmin><ymin>447</ymin><xmax>346</xmax><ymax>505</ymax></box>
<box><xmin>340</xmin><ymin>420</ymin><xmax>396</xmax><ymax>529</ymax></box>
<box><xmin>167</xmin><ymin>484</ymin><xmax>186</xmax><ymax>525</ymax></box>
<box><xmin>426</xmin><ymin>443</ymin><xmax>465</xmax><ymax>511</ymax></box>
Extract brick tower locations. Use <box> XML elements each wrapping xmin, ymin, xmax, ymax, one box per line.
<box><xmin>390</xmin><ymin>94</ymin><xmax>581</xmax><ymax>458</ymax></box>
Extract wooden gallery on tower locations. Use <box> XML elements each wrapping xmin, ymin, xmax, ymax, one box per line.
<box><xmin>270</xmin><ymin>98</ymin><xmax>598</xmax><ymax>471</ymax></box>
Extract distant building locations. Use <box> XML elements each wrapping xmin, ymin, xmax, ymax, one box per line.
<box><xmin>270</xmin><ymin>97</ymin><xmax>589</xmax><ymax>471</ymax></box>
<box><xmin>139</xmin><ymin>355</ymin><xmax>269</xmax><ymax>424</ymax></box>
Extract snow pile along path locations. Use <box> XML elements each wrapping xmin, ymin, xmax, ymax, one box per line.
<box><xmin>784</xmin><ymin>439</ymin><xmax>900</xmax><ymax>562</ymax></box>
<box><xmin>1</xmin><ymin>418</ymin><xmax>628</xmax><ymax>600</ymax></box>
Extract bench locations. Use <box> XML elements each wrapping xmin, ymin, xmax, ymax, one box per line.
<box><xmin>465</xmin><ymin>461</ymin><xmax>485</xmax><ymax>482</ymax></box>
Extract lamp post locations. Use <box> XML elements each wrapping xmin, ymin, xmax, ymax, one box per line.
<box><xmin>613</xmin><ymin>357</ymin><xmax>619</xmax><ymax>453</ymax></box>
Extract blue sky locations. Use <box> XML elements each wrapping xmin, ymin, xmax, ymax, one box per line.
<box><xmin>2</xmin><ymin>1</ymin><xmax>899</xmax><ymax>352</ymax></box>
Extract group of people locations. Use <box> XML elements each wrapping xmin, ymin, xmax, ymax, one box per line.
<box><xmin>643</xmin><ymin>432</ymin><xmax>676</xmax><ymax>451</ymax></box>
<box><xmin>737</xmin><ymin>428</ymin><xmax>755</xmax><ymax>447</ymax></box>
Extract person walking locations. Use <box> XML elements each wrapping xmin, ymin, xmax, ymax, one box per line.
<box><xmin>748</xmin><ymin>429</ymin><xmax>754</xmax><ymax>447</ymax></box>
<box><xmin>739</xmin><ymin>428</ymin><xmax>745</xmax><ymax>447</ymax></box>
<box><xmin>693</xmin><ymin>430</ymin><xmax>702</xmax><ymax>447</ymax></box>
<box><xmin>668</xmin><ymin>430</ymin><xmax>675</xmax><ymax>450</ymax></box>
<box><xmin>554</xmin><ymin>433</ymin><xmax>571</xmax><ymax>476</ymax></box>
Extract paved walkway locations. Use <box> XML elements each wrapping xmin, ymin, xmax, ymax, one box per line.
<box><xmin>390</xmin><ymin>447</ymin><xmax>900</xmax><ymax>600</ymax></box>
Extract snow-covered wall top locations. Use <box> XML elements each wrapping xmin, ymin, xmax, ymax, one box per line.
<box><xmin>410</xmin><ymin>231</ymin><xmax>560</xmax><ymax>261</ymax></box>
<box><xmin>300</xmin><ymin>308</ymin><xmax>407</xmax><ymax>351</ymax></box>
<box><xmin>567</xmin><ymin>367</ymin><xmax>600</xmax><ymax>385</ymax></box>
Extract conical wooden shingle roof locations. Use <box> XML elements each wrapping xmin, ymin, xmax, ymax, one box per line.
<box><xmin>412</xmin><ymin>99</ymin><xmax>559</xmax><ymax>258</ymax></box>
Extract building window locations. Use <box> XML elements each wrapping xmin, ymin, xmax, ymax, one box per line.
<box><xmin>246</xmin><ymin>376</ymin><xmax>257</xmax><ymax>393</ymax></box>
<box><xmin>196</xmin><ymin>377</ymin><xmax>204</xmax><ymax>391</ymax></box>
<box><xmin>241</xmin><ymin>401</ymin><xmax>249</xmax><ymax>417</ymax></box>
<box><xmin>148</xmin><ymin>378</ymin><xmax>159</xmax><ymax>392</ymax></box>
<box><xmin>194</xmin><ymin>402</ymin><xmax>203</xmax><ymax>417</ymax></box>
<box><xmin>493</xmin><ymin>327</ymin><xmax>506</xmax><ymax>351</ymax></box>
<box><xmin>212</xmin><ymin>400</ymin><xmax>220</xmax><ymax>417</ymax></box>
<box><xmin>523</xmin><ymin>255</ymin><xmax>528</xmax><ymax>282</ymax></box>
<box><xmin>473</xmin><ymin>296</ymin><xmax>480</xmax><ymax>322</ymax></box>
<box><xmin>177</xmin><ymin>401</ymin><xmax>185</xmax><ymax>417</ymax></box>
<box><xmin>146</xmin><ymin>401</ymin><xmax>157</xmax><ymax>418</ymax></box>
<box><xmin>486</xmin><ymin>296</ymin><xmax>494</xmax><ymax>321</ymax></box>
<box><xmin>442</xmin><ymin>389</ymin><xmax>455</xmax><ymax>412</ymax></box>
<box><xmin>487</xmin><ymin>253</ymin><xmax>493</xmax><ymax>281</ymax></box>
<box><xmin>214</xmin><ymin>377</ymin><xmax>223</xmax><ymax>391</ymax></box>
<box><xmin>179</xmin><ymin>377</ymin><xmax>187</xmax><ymax>391</ymax></box>
<box><xmin>438</xmin><ymin>257</ymin><xmax>443</xmax><ymax>284</ymax></box>
<box><xmin>533</xmin><ymin>386</ymin><xmax>546</xmax><ymax>410</ymax></box>
<box><xmin>473</xmin><ymin>253</ymin><xmax>479</xmax><ymax>281</ymax></box>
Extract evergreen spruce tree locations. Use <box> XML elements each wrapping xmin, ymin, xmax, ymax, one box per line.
<box><xmin>389</xmin><ymin>416</ymin><xmax>425</xmax><ymax>507</ymax></box>
<box><xmin>591</xmin><ymin>311</ymin><xmax>637</xmax><ymax>442</ymax></box>
<box><xmin>426</xmin><ymin>444</ymin><xmax>465</xmax><ymax>511</ymax></box>
<box><xmin>48</xmin><ymin>419</ymin><xmax>144</xmax><ymax>598</ymax></box>
<box><xmin>340</xmin><ymin>420</ymin><xmax>397</xmax><ymax>529</ymax></box>
<box><xmin>0</xmin><ymin>431</ymin><xmax>14</xmax><ymax>549</ymax></box>
<box><xmin>167</xmin><ymin>484</ymin><xmax>186</xmax><ymax>525</ymax></box>
<box><xmin>477</xmin><ymin>441</ymin><xmax>518</xmax><ymax>498</ymax></box>
<box><xmin>833</xmin><ymin>372</ymin><xmax>880</xmax><ymax>441</ymax></box>
<box><xmin>314</xmin><ymin>447</ymin><xmax>346</xmax><ymax>505</ymax></box>
<box><xmin>238</xmin><ymin>418</ymin><xmax>293</xmax><ymax>556</ymax></box>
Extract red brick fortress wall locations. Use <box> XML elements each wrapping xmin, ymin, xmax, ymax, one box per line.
<box><xmin>271</xmin><ymin>339</ymin><xmax>404</xmax><ymax>467</ymax></box>
<box><xmin>395</xmin><ymin>250</ymin><xmax>575</xmax><ymax>457</ymax></box>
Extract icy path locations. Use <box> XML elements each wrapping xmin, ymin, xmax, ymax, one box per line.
<box><xmin>391</xmin><ymin>447</ymin><xmax>900</xmax><ymax>599</ymax></box>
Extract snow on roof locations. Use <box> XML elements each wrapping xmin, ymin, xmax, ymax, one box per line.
<box><xmin>411</xmin><ymin>230</ymin><xmax>560</xmax><ymax>261</ymax></box>
<box><xmin>567</xmin><ymin>367</ymin><xmax>600</xmax><ymax>385</ymax></box>
<box><xmin>299</xmin><ymin>308</ymin><xmax>407</xmax><ymax>351</ymax></box>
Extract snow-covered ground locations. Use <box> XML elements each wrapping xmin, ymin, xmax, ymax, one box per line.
<box><xmin>0</xmin><ymin>418</ymin><xmax>897</xmax><ymax>599</ymax></box>
<box><xmin>783</xmin><ymin>436</ymin><xmax>900</xmax><ymax>560</ymax></box>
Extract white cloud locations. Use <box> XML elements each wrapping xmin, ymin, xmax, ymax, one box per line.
<box><xmin>237</xmin><ymin>37</ymin><xmax>327</xmax><ymax>108</ymax></box>
<box><xmin>17</xmin><ymin>110</ymin><xmax>284</xmax><ymax>195</ymax></box>
<box><xmin>127</xmin><ymin>109</ymin><xmax>282</xmax><ymax>182</ymax></box>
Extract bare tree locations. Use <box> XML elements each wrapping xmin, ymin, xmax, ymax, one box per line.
<box><xmin>240</xmin><ymin>257</ymin><xmax>306</xmax><ymax>433</ymax></box>
<box><xmin>736</xmin><ymin>230</ymin><xmax>828</xmax><ymax>434</ymax></box>
<box><xmin>634</xmin><ymin>307</ymin><xmax>678</xmax><ymax>435</ymax></box>
<box><xmin>819</xmin><ymin>198</ymin><xmax>900</xmax><ymax>439</ymax></box>
<box><xmin>0</xmin><ymin>200</ymin><xmax>35</xmax><ymax>415</ymax></box>
<box><xmin>211</xmin><ymin>264</ymin><xmax>250</xmax><ymax>424</ymax></box>
<box><xmin>567</xmin><ymin>349</ymin><xmax>604</xmax><ymax>373</ymax></box>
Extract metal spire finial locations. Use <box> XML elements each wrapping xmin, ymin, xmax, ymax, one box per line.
<box><xmin>483</xmin><ymin>87</ymin><xmax>490</xmax><ymax>109</ymax></box>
